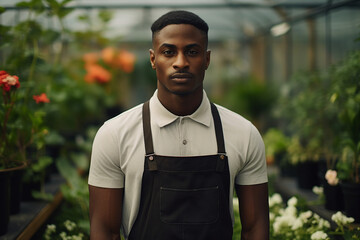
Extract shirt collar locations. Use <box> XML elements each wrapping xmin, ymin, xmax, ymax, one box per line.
<box><xmin>149</xmin><ymin>90</ymin><xmax>212</xmax><ymax>128</ymax></box>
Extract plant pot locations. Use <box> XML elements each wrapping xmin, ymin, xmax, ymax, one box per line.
<box><xmin>341</xmin><ymin>182</ymin><xmax>360</xmax><ymax>223</ymax></box>
<box><xmin>10</xmin><ymin>163</ymin><xmax>26</xmax><ymax>214</ymax></box>
<box><xmin>323</xmin><ymin>181</ymin><xmax>344</xmax><ymax>211</ymax></box>
<box><xmin>296</xmin><ymin>161</ymin><xmax>319</xmax><ymax>189</ymax></box>
<box><xmin>0</xmin><ymin>169</ymin><xmax>11</xmax><ymax>236</ymax></box>
<box><xmin>279</xmin><ymin>161</ymin><xmax>297</xmax><ymax>178</ymax></box>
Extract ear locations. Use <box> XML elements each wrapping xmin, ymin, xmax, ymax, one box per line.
<box><xmin>205</xmin><ymin>50</ymin><xmax>211</xmax><ymax>70</ymax></box>
<box><xmin>149</xmin><ymin>49</ymin><xmax>156</xmax><ymax>69</ymax></box>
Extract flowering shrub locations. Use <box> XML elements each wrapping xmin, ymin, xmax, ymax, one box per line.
<box><xmin>0</xmin><ymin>70</ymin><xmax>20</xmax><ymax>91</ymax></box>
<box><xmin>83</xmin><ymin>47</ymin><xmax>135</xmax><ymax>84</ymax></box>
<box><xmin>268</xmin><ymin>193</ymin><xmax>360</xmax><ymax>240</ymax></box>
<box><xmin>0</xmin><ymin>70</ymin><xmax>50</xmax><ymax>169</ymax></box>
<box><xmin>270</xmin><ymin>194</ymin><xmax>331</xmax><ymax>239</ymax></box>
<box><xmin>330</xmin><ymin>211</ymin><xmax>360</xmax><ymax>239</ymax></box>
<box><xmin>44</xmin><ymin>220</ymin><xmax>86</xmax><ymax>240</ymax></box>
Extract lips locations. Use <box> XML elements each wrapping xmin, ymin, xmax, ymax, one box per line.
<box><xmin>170</xmin><ymin>73</ymin><xmax>193</xmax><ymax>82</ymax></box>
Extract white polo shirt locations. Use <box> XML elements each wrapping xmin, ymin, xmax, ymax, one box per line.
<box><xmin>88</xmin><ymin>90</ymin><xmax>268</xmax><ymax>238</ymax></box>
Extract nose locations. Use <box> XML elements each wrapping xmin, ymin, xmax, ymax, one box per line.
<box><xmin>173</xmin><ymin>53</ymin><xmax>189</xmax><ymax>69</ymax></box>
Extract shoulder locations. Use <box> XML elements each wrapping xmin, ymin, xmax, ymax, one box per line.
<box><xmin>214</xmin><ymin>104</ymin><xmax>253</xmax><ymax>132</ymax></box>
<box><xmin>214</xmin><ymin>103</ymin><xmax>263</xmax><ymax>147</ymax></box>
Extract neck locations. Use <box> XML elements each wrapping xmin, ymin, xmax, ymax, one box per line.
<box><xmin>157</xmin><ymin>89</ymin><xmax>203</xmax><ymax>116</ymax></box>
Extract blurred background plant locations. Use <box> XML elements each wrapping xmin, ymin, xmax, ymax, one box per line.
<box><xmin>330</xmin><ymin>51</ymin><xmax>360</xmax><ymax>184</ymax></box>
<box><xmin>0</xmin><ymin>0</ymin><xmax>138</xmax><ymax>235</ymax></box>
<box><xmin>277</xmin><ymin>70</ymin><xmax>341</xmax><ymax>167</ymax></box>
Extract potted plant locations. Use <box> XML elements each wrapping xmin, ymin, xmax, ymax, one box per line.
<box><xmin>263</xmin><ymin>128</ymin><xmax>290</xmax><ymax>166</ymax></box>
<box><xmin>330</xmin><ymin>50</ymin><xmax>360</xmax><ymax>223</ymax></box>
<box><xmin>0</xmin><ymin>70</ymin><xmax>51</xmax><ymax>235</ymax></box>
<box><xmin>323</xmin><ymin>169</ymin><xmax>344</xmax><ymax>211</ymax></box>
<box><xmin>0</xmin><ymin>70</ymin><xmax>24</xmax><ymax>235</ymax></box>
<box><xmin>278</xmin><ymin>71</ymin><xmax>340</xmax><ymax>189</ymax></box>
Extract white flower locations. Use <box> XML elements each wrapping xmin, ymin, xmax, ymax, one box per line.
<box><xmin>70</xmin><ymin>234</ymin><xmax>84</xmax><ymax>240</ymax></box>
<box><xmin>312</xmin><ymin>186</ymin><xmax>324</xmax><ymax>195</ymax></box>
<box><xmin>299</xmin><ymin>210</ymin><xmax>312</xmax><ymax>222</ymax></box>
<box><xmin>311</xmin><ymin>230</ymin><xmax>328</xmax><ymax>240</ymax></box>
<box><xmin>325</xmin><ymin>170</ymin><xmax>339</xmax><ymax>186</ymax></box>
<box><xmin>64</xmin><ymin>220</ymin><xmax>77</xmax><ymax>232</ymax></box>
<box><xmin>318</xmin><ymin>218</ymin><xmax>331</xmax><ymax>229</ymax></box>
<box><xmin>46</xmin><ymin>224</ymin><xmax>56</xmax><ymax>233</ymax></box>
<box><xmin>291</xmin><ymin>218</ymin><xmax>303</xmax><ymax>230</ymax></box>
<box><xmin>273</xmin><ymin>214</ymin><xmax>297</xmax><ymax>234</ymax></box>
<box><xmin>44</xmin><ymin>224</ymin><xmax>57</xmax><ymax>240</ymax></box>
<box><xmin>283</xmin><ymin>205</ymin><xmax>297</xmax><ymax>217</ymax></box>
<box><xmin>287</xmin><ymin>196</ymin><xmax>298</xmax><ymax>207</ymax></box>
<box><xmin>2</xmin><ymin>75</ymin><xmax>18</xmax><ymax>85</ymax></box>
<box><xmin>269</xmin><ymin>193</ymin><xmax>283</xmax><ymax>207</ymax></box>
<box><xmin>269</xmin><ymin>212</ymin><xmax>275</xmax><ymax>221</ymax></box>
<box><xmin>331</xmin><ymin>211</ymin><xmax>354</xmax><ymax>226</ymax></box>
<box><xmin>60</xmin><ymin>232</ymin><xmax>68</xmax><ymax>240</ymax></box>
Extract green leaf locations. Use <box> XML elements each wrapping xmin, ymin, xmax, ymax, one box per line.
<box><xmin>16</xmin><ymin>0</ymin><xmax>45</xmax><ymax>14</ymax></box>
<box><xmin>32</xmin><ymin>156</ymin><xmax>53</xmax><ymax>172</ymax></box>
<box><xmin>16</xmin><ymin>1</ymin><xmax>32</xmax><ymax>8</ymax></box>
<box><xmin>70</xmin><ymin>153</ymin><xmax>89</xmax><ymax>171</ymax></box>
<box><xmin>32</xmin><ymin>191</ymin><xmax>54</xmax><ymax>201</ymax></box>
<box><xmin>0</xmin><ymin>6</ymin><xmax>5</xmax><ymax>14</ymax></box>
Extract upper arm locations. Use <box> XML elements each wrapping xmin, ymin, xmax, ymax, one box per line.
<box><xmin>89</xmin><ymin>185</ymin><xmax>124</xmax><ymax>240</ymax></box>
<box><xmin>235</xmin><ymin>125</ymin><xmax>267</xmax><ymax>185</ymax></box>
<box><xmin>235</xmin><ymin>183</ymin><xmax>269</xmax><ymax>240</ymax></box>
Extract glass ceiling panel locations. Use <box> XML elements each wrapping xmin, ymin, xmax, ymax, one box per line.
<box><xmin>1</xmin><ymin>0</ymin><xmax>358</xmax><ymax>42</ymax></box>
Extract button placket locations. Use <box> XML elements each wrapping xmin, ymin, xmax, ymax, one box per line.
<box><xmin>179</xmin><ymin>117</ymin><xmax>188</xmax><ymax>154</ymax></box>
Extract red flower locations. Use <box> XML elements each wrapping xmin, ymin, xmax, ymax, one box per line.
<box><xmin>33</xmin><ymin>93</ymin><xmax>50</xmax><ymax>104</ymax></box>
<box><xmin>0</xmin><ymin>70</ymin><xmax>20</xmax><ymax>92</ymax></box>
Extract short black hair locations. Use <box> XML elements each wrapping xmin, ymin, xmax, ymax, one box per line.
<box><xmin>151</xmin><ymin>10</ymin><xmax>209</xmax><ymax>39</ymax></box>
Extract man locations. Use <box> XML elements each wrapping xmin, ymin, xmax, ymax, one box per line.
<box><xmin>89</xmin><ymin>10</ymin><xmax>269</xmax><ymax>240</ymax></box>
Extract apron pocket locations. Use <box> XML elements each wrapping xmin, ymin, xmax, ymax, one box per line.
<box><xmin>160</xmin><ymin>186</ymin><xmax>219</xmax><ymax>224</ymax></box>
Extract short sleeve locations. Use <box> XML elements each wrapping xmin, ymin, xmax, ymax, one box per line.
<box><xmin>88</xmin><ymin>123</ymin><xmax>125</xmax><ymax>188</ymax></box>
<box><xmin>235</xmin><ymin>124</ymin><xmax>268</xmax><ymax>185</ymax></box>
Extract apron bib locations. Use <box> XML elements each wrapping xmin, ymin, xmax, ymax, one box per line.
<box><xmin>128</xmin><ymin>101</ymin><xmax>232</xmax><ymax>240</ymax></box>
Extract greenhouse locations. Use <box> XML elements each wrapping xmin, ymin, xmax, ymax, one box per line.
<box><xmin>1</xmin><ymin>0</ymin><xmax>360</xmax><ymax>239</ymax></box>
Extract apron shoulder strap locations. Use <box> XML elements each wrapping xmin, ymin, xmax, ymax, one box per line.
<box><xmin>210</xmin><ymin>103</ymin><xmax>226</xmax><ymax>154</ymax></box>
<box><xmin>142</xmin><ymin>101</ymin><xmax>154</xmax><ymax>155</ymax></box>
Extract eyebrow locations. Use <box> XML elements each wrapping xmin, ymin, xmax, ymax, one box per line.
<box><xmin>159</xmin><ymin>43</ymin><xmax>201</xmax><ymax>49</ymax></box>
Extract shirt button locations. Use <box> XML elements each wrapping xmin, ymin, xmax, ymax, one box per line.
<box><xmin>182</xmin><ymin>140</ymin><xmax>187</xmax><ymax>145</ymax></box>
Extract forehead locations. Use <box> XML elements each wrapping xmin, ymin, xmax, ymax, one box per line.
<box><xmin>153</xmin><ymin>24</ymin><xmax>207</xmax><ymax>48</ymax></box>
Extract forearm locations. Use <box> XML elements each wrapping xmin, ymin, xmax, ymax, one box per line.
<box><xmin>89</xmin><ymin>186</ymin><xmax>123</xmax><ymax>240</ymax></box>
<box><xmin>241</xmin><ymin>221</ymin><xmax>269</xmax><ymax>240</ymax></box>
<box><xmin>90</xmin><ymin>222</ymin><xmax>121</xmax><ymax>240</ymax></box>
<box><xmin>90</xmin><ymin>219</ymin><xmax>121</xmax><ymax>240</ymax></box>
<box><xmin>236</xmin><ymin>183</ymin><xmax>269</xmax><ymax>240</ymax></box>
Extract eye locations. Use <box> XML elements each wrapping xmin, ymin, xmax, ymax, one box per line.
<box><xmin>186</xmin><ymin>49</ymin><xmax>199</xmax><ymax>56</ymax></box>
<box><xmin>162</xmin><ymin>49</ymin><xmax>175</xmax><ymax>56</ymax></box>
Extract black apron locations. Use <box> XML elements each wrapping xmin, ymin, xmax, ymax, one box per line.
<box><xmin>128</xmin><ymin>101</ymin><xmax>232</xmax><ymax>240</ymax></box>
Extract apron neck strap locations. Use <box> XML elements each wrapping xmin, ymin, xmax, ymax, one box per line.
<box><xmin>142</xmin><ymin>101</ymin><xmax>226</xmax><ymax>155</ymax></box>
